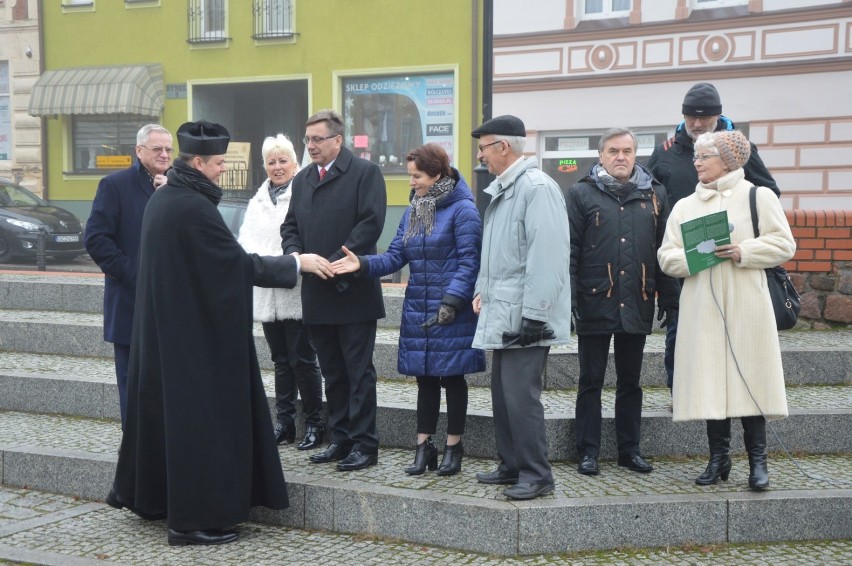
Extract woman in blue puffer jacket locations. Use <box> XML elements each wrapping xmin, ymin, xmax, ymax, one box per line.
<box><xmin>333</xmin><ymin>143</ymin><xmax>485</xmax><ymax>477</ymax></box>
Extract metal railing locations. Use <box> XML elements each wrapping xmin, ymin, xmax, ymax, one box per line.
<box><xmin>252</xmin><ymin>0</ymin><xmax>294</xmax><ymax>39</ymax></box>
<box><xmin>187</xmin><ymin>0</ymin><xmax>228</xmax><ymax>44</ymax></box>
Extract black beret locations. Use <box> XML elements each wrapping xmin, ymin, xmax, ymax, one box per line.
<box><xmin>682</xmin><ymin>83</ymin><xmax>722</xmax><ymax>117</ymax></box>
<box><xmin>471</xmin><ymin>114</ymin><xmax>526</xmax><ymax>138</ymax></box>
<box><xmin>177</xmin><ymin>120</ymin><xmax>230</xmax><ymax>155</ymax></box>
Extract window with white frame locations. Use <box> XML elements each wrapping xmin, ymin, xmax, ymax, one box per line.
<box><xmin>539</xmin><ymin>128</ymin><xmax>668</xmax><ymax>192</ymax></box>
<box><xmin>582</xmin><ymin>0</ymin><xmax>630</xmax><ymax>19</ymax></box>
<box><xmin>70</xmin><ymin>114</ymin><xmax>151</xmax><ymax>173</ymax></box>
<box><xmin>253</xmin><ymin>0</ymin><xmax>293</xmax><ymax>38</ymax></box>
<box><xmin>695</xmin><ymin>0</ymin><xmax>748</xmax><ymax>7</ymax></box>
<box><xmin>188</xmin><ymin>0</ymin><xmax>227</xmax><ymax>43</ymax></box>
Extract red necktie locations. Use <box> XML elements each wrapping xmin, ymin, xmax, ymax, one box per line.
<box><xmin>319</xmin><ymin>167</ymin><xmax>327</xmax><ymax>181</ymax></box>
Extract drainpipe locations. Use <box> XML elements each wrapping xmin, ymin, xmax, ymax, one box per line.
<box><xmin>37</xmin><ymin>0</ymin><xmax>48</xmax><ymax>199</ymax></box>
<box><xmin>474</xmin><ymin>0</ymin><xmax>495</xmax><ymax>217</ymax></box>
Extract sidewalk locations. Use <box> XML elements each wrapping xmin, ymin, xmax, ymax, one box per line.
<box><xmin>0</xmin><ymin>485</ymin><xmax>849</xmax><ymax>565</ymax></box>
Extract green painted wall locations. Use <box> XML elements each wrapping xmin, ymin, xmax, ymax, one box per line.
<box><xmin>42</xmin><ymin>0</ymin><xmax>484</xmax><ymax>246</ymax></box>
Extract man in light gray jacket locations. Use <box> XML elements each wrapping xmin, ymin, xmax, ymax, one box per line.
<box><xmin>471</xmin><ymin>115</ymin><xmax>571</xmax><ymax>500</ymax></box>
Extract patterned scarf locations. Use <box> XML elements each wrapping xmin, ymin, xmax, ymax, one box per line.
<box><xmin>268</xmin><ymin>178</ymin><xmax>292</xmax><ymax>205</ymax></box>
<box><xmin>403</xmin><ymin>175</ymin><xmax>455</xmax><ymax>244</ymax></box>
<box><xmin>166</xmin><ymin>158</ymin><xmax>223</xmax><ymax>204</ymax></box>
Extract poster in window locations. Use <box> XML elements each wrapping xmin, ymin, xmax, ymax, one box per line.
<box><xmin>342</xmin><ymin>72</ymin><xmax>454</xmax><ymax>174</ymax></box>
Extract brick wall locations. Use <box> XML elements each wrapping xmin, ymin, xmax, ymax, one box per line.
<box><xmin>784</xmin><ymin>210</ymin><xmax>852</xmax><ymax>328</ymax></box>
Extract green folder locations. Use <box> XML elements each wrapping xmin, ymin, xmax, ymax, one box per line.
<box><xmin>681</xmin><ymin>210</ymin><xmax>732</xmax><ymax>275</ymax></box>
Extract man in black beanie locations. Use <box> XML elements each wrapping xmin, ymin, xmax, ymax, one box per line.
<box><xmin>107</xmin><ymin>120</ymin><xmax>334</xmax><ymax>546</ymax></box>
<box><xmin>648</xmin><ymin>83</ymin><xmax>780</xmax><ymax>391</ymax></box>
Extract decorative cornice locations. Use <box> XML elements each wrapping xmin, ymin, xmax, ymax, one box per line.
<box><xmin>493</xmin><ymin>56</ymin><xmax>852</xmax><ymax>93</ymax></box>
<box><xmin>494</xmin><ymin>5</ymin><xmax>852</xmax><ymax>48</ymax></box>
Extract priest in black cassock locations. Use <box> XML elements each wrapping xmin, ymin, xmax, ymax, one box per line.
<box><xmin>106</xmin><ymin>120</ymin><xmax>334</xmax><ymax>546</ymax></box>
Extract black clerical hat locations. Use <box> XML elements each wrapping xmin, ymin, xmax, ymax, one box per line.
<box><xmin>176</xmin><ymin>121</ymin><xmax>230</xmax><ymax>155</ymax></box>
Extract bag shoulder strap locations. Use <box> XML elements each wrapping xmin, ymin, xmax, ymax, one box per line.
<box><xmin>748</xmin><ymin>185</ymin><xmax>759</xmax><ymax>237</ymax></box>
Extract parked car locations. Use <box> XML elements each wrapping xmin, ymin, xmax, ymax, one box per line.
<box><xmin>217</xmin><ymin>197</ymin><xmax>249</xmax><ymax>237</ymax></box>
<box><xmin>0</xmin><ymin>178</ymin><xmax>85</xmax><ymax>263</ymax></box>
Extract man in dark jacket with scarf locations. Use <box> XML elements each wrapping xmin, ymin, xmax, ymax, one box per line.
<box><xmin>648</xmin><ymin>83</ymin><xmax>779</xmax><ymax>390</ymax></box>
<box><xmin>568</xmin><ymin>128</ymin><xmax>679</xmax><ymax>476</ymax></box>
<box><xmin>108</xmin><ymin>121</ymin><xmax>334</xmax><ymax>547</ymax></box>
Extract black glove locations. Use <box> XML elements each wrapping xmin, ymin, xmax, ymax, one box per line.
<box><xmin>657</xmin><ymin>306</ymin><xmax>677</xmax><ymax>328</ymax></box>
<box><xmin>519</xmin><ymin>318</ymin><xmax>549</xmax><ymax>347</ymax></box>
<box><xmin>422</xmin><ymin>304</ymin><xmax>456</xmax><ymax>328</ymax></box>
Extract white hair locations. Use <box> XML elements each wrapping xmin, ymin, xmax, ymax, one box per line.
<box><xmin>261</xmin><ymin>134</ymin><xmax>298</xmax><ymax>164</ymax></box>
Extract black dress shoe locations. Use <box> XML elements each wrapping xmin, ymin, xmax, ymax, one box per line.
<box><xmin>336</xmin><ymin>450</ymin><xmax>378</xmax><ymax>471</ymax></box>
<box><xmin>503</xmin><ymin>481</ymin><xmax>555</xmax><ymax>500</ymax></box>
<box><xmin>618</xmin><ymin>453</ymin><xmax>653</xmax><ymax>473</ymax></box>
<box><xmin>577</xmin><ymin>455</ymin><xmax>599</xmax><ymax>476</ymax></box>
<box><xmin>475</xmin><ymin>469</ymin><xmax>519</xmax><ymax>485</ymax></box>
<box><xmin>297</xmin><ymin>425</ymin><xmax>324</xmax><ymax>450</ymax></box>
<box><xmin>309</xmin><ymin>442</ymin><xmax>350</xmax><ymax>464</ymax></box>
<box><xmin>273</xmin><ymin>422</ymin><xmax>296</xmax><ymax>445</ymax></box>
<box><xmin>167</xmin><ymin>528</ymin><xmax>238</xmax><ymax>546</ymax></box>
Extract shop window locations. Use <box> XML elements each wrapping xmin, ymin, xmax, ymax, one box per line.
<box><xmin>539</xmin><ymin>129</ymin><xmax>668</xmax><ymax>192</ymax></box>
<box><xmin>253</xmin><ymin>0</ymin><xmax>293</xmax><ymax>39</ymax></box>
<box><xmin>341</xmin><ymin>72</ymin><xmax>455</xmax><ymax>175</ymax></box>
<box><xmin>188</xmin><ymin>0</ymin><xmax>227</xmax><ymax>43</ymax></box>
<box><xmin>583</xmin><ymin>0</ymin><xmax>630</xmax><ymax>19</ymax></box>
<box><xmin>0</xmin><ymin>62</ymin><xmax>9</xmax><ymax>161</ymax></box>
<box><xmin>70</xmin><ymin>114</ymin><xmax>150</xmax><ymax>173</ymax></box>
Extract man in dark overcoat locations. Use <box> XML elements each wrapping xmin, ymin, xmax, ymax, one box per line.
<box><xmin>280</xmin><ymin>109</ymin><xmax>387</xmax><ymax>471</ymax></box>
<box><xmin>84</xmin><ymin>124</ymin><xmax>171</xmax><ymax>428</ymax></box>
<box><xmin>107</xmin><ymin>120</ymin><xmax>334</xmax><ymax>546</ymax></box>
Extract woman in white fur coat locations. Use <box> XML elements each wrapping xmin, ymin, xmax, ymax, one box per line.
<box><xmin>238</xmin><ymin>135</ymin><xmax>324</xmax><ymax>450</ymax></box>
<box><xmin>658</xmin><ymin>130</ymin><xmax>796</xmax><ymax>491</ymax></box>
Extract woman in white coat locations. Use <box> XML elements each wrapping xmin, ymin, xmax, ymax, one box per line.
<box><xmin>657</xmin><ymin>130</ymin><xmax>795</xmax><ymax>491</ymax></box>
<box><xmin>238</xmin><ymin>135</ymin><xmax>324</xmax><ymax>450</ymax></box>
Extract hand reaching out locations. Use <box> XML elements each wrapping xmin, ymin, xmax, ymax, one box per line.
<box><xmin>299</xmin><ymin>253</ymin><xmax>334</xmax><ymax>280</ymax></box>
<box><xmin>331</xmin><ymin>245</ymin><xmax>361</xmax><ymax>275</ymax></box>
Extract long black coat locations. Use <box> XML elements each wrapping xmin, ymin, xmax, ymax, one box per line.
<box><xmin>111</xmin><ymin>180</ymin><xmax>296</xmax><ymax>531</ymax></box>
<box><xmin>280</xmin><ymin>146</ymin><xmax>386</xmax><ymax>325</ymax></box>
<box><xmin>567</xmin><ymin>164</ymin><xmax>679</xmax><ymax>335</ymax></box>
<box><xmin>84</xmin><ymin>162</ymin><xmax>153</xmax><ymax>345</ymax></box>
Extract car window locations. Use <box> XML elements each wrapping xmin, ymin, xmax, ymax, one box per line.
<box><xmin>0</xmin><ymin>184</ymin><xmax>47</xmax><ymax>207</ymax></box>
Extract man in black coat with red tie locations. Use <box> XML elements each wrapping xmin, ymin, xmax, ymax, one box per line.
<box><xmin>281</xmin><ymin>109</ymin><xmax>387</xmax><ymax>471</ymax></box>
<box><xmin>108</xmin><ymin>120</ymin><xmax>334</xmax><ymax>547</ymax></box>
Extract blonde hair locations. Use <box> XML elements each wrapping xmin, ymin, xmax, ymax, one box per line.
<box><xmin>261</xmin><ymin>134</ymin><xmax>298</xmax><ymax>165</ymax></box>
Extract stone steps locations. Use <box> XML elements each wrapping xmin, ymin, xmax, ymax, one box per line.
<box><xmin>0</xmin><ymin>352</ymin><xmax>849</xmax><ymax>460</ymax></box>
<box><xmin>1</xmin><ymin>308</ymin><xmax>848</xmax><ymax>389</ymax></box>
<box><xmin>1</xmin><ymin>271</ymin><xmax>851</xmax><ymax>555</ymax></box>
<box><xmin>0</xmin><ymin>409</ymin><xmax>850</xmax><ymax>556</ymax></box>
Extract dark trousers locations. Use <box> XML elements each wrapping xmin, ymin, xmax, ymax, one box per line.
<box><xmin>415</xmin><ymin>375</ymin><xmax>468</xmax><ymax>436</ymax></box>
<box><xmin>491</xmin><ymin>347</ymin><xmax>552</xmax><ymax>484</ymax></box>
<box><xmin>262</xmin><ymin>319</ymin><xmax>324</xmax><ymax>428</ymax></box>
<box><xmin>575</xmin><ymin>333</ymin><xmax>646</xmax><ymax>459</ymax></box>
<box><xmin>308</xmin><ymin>321</ymin><xmax>379</xmax><ymax>454</ymax></box>
<box><xmin>664</xmin><ymin>314</ymin><xmax>678</xmax><ymax>390</ymax></box>
<box><xmin>113</xmin><ymin>343</ymin><xmax>130</xmax><ymax>430</ymax></box>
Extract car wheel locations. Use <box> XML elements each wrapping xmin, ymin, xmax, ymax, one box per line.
<box><xmin>51</xmin><ymin>252</ymin><xmax>81</xmax><ymax>263</ymax></box>
<box><xmin>0</xmin><ymin>235</ymin><xmax>14</xmax><ymax>262</ymax></box>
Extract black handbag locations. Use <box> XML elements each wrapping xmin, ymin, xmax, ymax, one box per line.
<box><xmin>749</xmin><ymin>186</ymin><xmax>801</xmax><ymax>330</ymax></box>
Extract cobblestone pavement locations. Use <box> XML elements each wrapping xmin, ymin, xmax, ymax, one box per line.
<box><xmin>0</xmin><ymin>485</ymin><xmax>850</xmax><ymax>565</ymax></box>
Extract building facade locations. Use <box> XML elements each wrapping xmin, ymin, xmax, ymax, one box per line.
<box><xmin>33</xmin><ymin>0</ymin><xmax>485</xmax><ymax>249</ymax></box>
<box><xmin>0</xmin><ymin>0</ymin><xmax>42</xmax><ymax>194</ymax></box>
<box><xmin>493</xmin><ymin>0</ymin><xmax>852</xmax><ymax>210</ymax></box>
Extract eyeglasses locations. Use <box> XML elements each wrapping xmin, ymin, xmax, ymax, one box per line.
<box><xmin>140</xmin><ymin>145</ymin><xmax>174</xmax><ymax>155</ymax></box>
<box><xmin>302</xmin><ymin>135</ymin><xmax>339</xmax><ymax>145</ymax></box>
<box><xmin>692</xmin><ymin>153</ymin><xmax>720</xmax><ymax>163</ymax></box>
<box><xmin>477</xmin><ymin>140</ymin><xmax>503</xmax><ymax>153</ymax></box>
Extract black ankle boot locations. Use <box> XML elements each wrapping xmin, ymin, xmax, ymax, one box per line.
<box><xmin>696</xmin><ymin>419</ymin><xmax>732</xmax><ymax>486</ymax></box>
<box><xmin>437</xmin><ymin>441</ymin><xmax>464</xmax><ymax>476</ymax></box>
<box><xmin>405</xmin><ymin>437</ymin><xmax>438</xmax><ymax>475</ymax></box>
<box><xmin>742</xmin><ymin>416</ymin><xmax>769</xmax><ymax>491</ymax></box>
